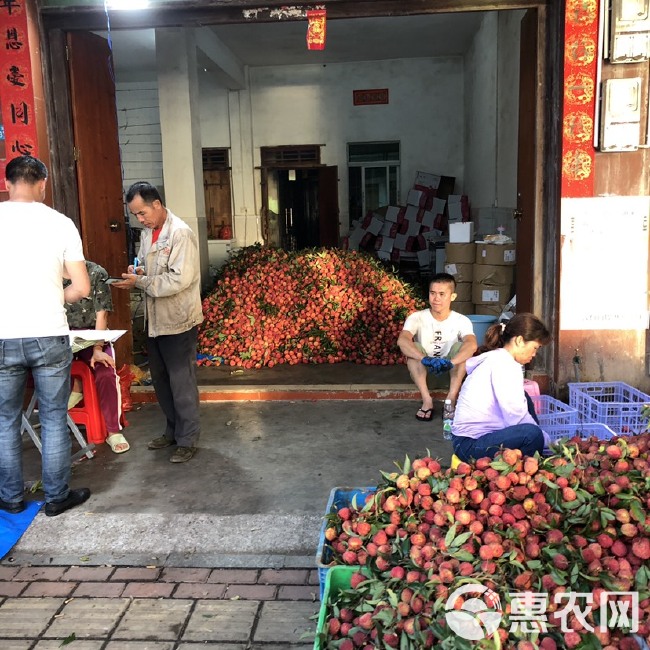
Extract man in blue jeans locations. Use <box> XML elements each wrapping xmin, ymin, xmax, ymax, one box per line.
<box><xmin>0</xmin><ymin>155</ymin><xmax>91</xmax><ymax>516</ymax></box>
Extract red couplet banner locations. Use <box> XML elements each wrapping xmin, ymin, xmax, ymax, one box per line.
<box><xmin>306</xmin><ymin>9</ymin><xmax>326</xmax><ymax>51</ymax></box>
<box><xmin>0</xmin><ymin>0</ymin><xmax>38</xmax><ymax>192</ymax></box>
<box><xmin>561</xmin><ymin>0</ymin><xmax>599</xmax><ymax>198</ymax></box>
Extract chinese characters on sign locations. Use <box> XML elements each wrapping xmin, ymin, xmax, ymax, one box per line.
<box><xmin>508</xmin><ymin>590</ymin><xmax>638</xmax><ymax>635</ymax></box>
<box><xmin>0</xmin><ymin>0</ymin><xmax>38</xmax><ymax>190</ymax></box>
<box><xmin>353</xmin><ymin>89</ymin><xmax>389</xmax><ymax>106</ymax></box>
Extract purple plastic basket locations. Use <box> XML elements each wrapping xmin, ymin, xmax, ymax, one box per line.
<box><xmin>568</xmin><ymin>382</ymin><xmax>650</xmax><ymax>435</ymax></box>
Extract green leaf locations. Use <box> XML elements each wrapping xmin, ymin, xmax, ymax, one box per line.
<box><xmin>450</xmin><ymin>550</ymin><xmax>474</xmax><ymax>562</ymax></box>
<box><xmin>60</xmin><ymin>633</ymin><xmax>76</xmax><ymax>647</ymax></box>
<box><xmin>445</xmin><ymin>523</ymin><xmax>458</xmax><ymax>548</ymax></box>
<box><xmin>526</xmin><ymin>560</ymin><xmax>542</xmax><ymax>569</ymax></box>
<box><xmin>630</xmin><ymin>499</ymin><xmax>645</xmax><ymax>523</ymax></box>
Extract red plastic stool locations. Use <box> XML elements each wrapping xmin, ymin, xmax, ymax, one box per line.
<box><xmin>68</xmin><ymin>360</ymin><xmax>107</xmax><ymax>445</ymax></box>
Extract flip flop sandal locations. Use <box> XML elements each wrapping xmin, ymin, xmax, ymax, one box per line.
<box><xmin>106</xmin><ymin>433</ymin><xmax>130</xmax><ymax>454</ymax></box>
<box><xmin>415</xmin><ymin>408</ymin><xmax>433</xmax><ymax>422</ymax></box>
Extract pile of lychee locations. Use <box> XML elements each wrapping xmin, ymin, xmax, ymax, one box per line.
<box><xmin>319</xmin><ymin>433</ymin><xmax>650</xmax><ymax>649</ymax></box>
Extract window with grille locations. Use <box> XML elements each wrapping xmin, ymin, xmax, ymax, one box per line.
<box><xmin>260</xmin><ymin>145</ymin><xmax>321</xmax><ymax>167</ymax></box>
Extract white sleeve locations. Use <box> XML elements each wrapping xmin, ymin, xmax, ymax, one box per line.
<box><xmin>402</xmin><ymin>311</ymin><xmax>420</xmax><ymax>335</ymax></box>
<box><xmin>62</xmin><ymin>217</ymin><xmax>85</xmax><ymax>262</ymax></box>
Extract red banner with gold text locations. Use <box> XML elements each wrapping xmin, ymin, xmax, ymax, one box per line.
<box><xmin>0</xmin><ymin>0</ymin><xmax>38</xmax><ymax>192</ymax></box>
<box><xmin>307</xmin><ymin>9</ymin><xmax>326</xmax><ymax>51</ymax></box>
<box><xmin>561</xmin><ymin>0</ymin><xmax>599</xmax><ymax>197</ymax></box>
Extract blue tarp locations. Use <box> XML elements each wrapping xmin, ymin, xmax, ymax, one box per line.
<box><xmin>0</xmin><ymin>501</ymin><xmax>43</xmax><ymax>559</ymax></box>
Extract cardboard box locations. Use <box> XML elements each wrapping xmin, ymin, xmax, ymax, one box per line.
<box><xmin>449</xmin><ymin>222</ymin><xmax>475</xmax><ymax>243</ymax></box>
<box><xmin>474</xmin><ymin>304</ymin><xmax>502</xmax><ymax>317</ymax></box>
<box><xmin>445</xmin><ymin>243</ymin><xmax>476</xmax><ymax>265</ymax></box>
<box><xmin>444</xmin><ymin>262</ymin><xmax>473</xmax><ymax>283</ymax></box>
<box><xmin>472</xmin><ymin>282</ymin><xmax>512</xmax><ymax>305</ymax></box>
<box><xmin>414</xmin><ymin>171</ymin><xmax>441</xmax><ymax>190</ymax></box>
<box><xmin>473</xmin><ymin>264</ymin><xmax>514</xmax><ymax>286</ymax></box>
<box><xmin>453</xmin><ymin>301</ymin><xmax>474</xmax><ymax>315</ymax></box>
<box><xmin>475</xmin><ymin>243</ymin><xmax>516</xmax><ymax>266</ymax></box>
<box><xmin>455</xmin><ymin>282</ymin><xmax>472</xmax><ymax>302</ymax></box>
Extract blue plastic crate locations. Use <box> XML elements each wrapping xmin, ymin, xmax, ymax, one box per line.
<box><xmin>568</xmin><ymin>382</ymin><xmax>650</xmax><ymax>435</ymax></box>
<box><xmin>543</xmin><ymin>422</ymin><xmax>616</xmax><ymax>445</ymax></box>
<box><xmin>315</xmin><ymin>486</ymin><xmax>376</xmax><ymax>600</ymax></box>
<box><xmin>531</xmin><ymin>395</ymin><xmax>578</xmax><ymax>427</ymax></box>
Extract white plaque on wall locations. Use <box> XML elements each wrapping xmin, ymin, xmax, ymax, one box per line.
<box><xmin>560</xmin><ymin>197</ymin><xmax>649</xmax><ymax>330</ymax></box>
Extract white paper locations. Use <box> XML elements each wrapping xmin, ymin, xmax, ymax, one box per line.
<box><xmin>481</xmin><ymin>290</ymin><xmax>501</xmax><ymax>303</ymax></box>
<box><xmin>406</xmin><ymin>218</ymin><xmax>421</xmax><ymax>237</ymax></box>
<box><xmin>377</xmin><ymin>250</ymin><xmax>391</xmax><ymax>261</ymax></box>
<box><xmin>380</xmin><ymin>220</ymin><xmax>394</xmax><ymax>236</ymax></box>
<box><xmin>70</xmin><ymin>329</ymin><xmax>127</xmax><ymax>343</ymax></box>
<box><xmin>445</xmin><ymin>263</ymin><xmax>458</xmax><ymax>274</ymax></box>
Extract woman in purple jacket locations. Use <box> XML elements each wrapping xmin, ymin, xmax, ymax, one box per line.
<box><xmin>451</xmin><ymin>313</ymin><xmax>551</xmax><ymax>462</ymax></box>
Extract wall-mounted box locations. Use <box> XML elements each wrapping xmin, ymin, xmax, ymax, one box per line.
<box><xmin>608</xmin><ymin>0</ymin><xmax>650</xmax><ymax>62</ymax></box>
<box><xmin>599</xmin><ymin>77</ymin><xmax>643</xmax><ymax>151</ymax></box>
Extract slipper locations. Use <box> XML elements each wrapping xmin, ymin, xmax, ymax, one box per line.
<box><xmin>68</xmin><ymin>391</ymin><xmax>83</xmax><ymax>410</ymax></box>
<box><xmin>415</xmin><ymin>408</ymin><xmax>434</xmax><ymax>422</ymax></box>
<box><xmin>106</xmin><ymin>433</ymin><xmax>130</xmax><ymax>454</ymax></box>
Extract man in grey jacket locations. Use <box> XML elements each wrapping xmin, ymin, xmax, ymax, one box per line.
<box><xmin>114</xmin><ymin>182</ymin><xmax>203</xmax><ymax>463</ymax></box>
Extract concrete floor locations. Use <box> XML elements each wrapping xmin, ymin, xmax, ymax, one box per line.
<box><xmin>10</xmin><ymin>389</ymin><xmax>453</xmax><ymax>568</ymax></box>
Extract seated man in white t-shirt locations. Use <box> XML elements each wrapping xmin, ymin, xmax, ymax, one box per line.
<box><xmin>397</xmin><ymin>273</ymin><xmax>478</xmax><ymax>421</ymax></box>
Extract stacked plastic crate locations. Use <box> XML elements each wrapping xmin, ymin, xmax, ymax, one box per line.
<box><xmin>568</xmin><ymin>381</ymin><xmax>650</xmax><ymax>436</ymax></box>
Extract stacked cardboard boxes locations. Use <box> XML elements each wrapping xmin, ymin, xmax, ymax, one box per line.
<box><xmin>344</xmin><ymin>171</ymin><xmax>455</xmax><ymax>270</ymax></box>
<box><xmin>472</xmin><ymin>243</ymin><xmax>516</xmax><ymax>317</ymax></box>
<box><xmin>444</xmin><ymin>243</ymin><xmax>475</xmax><ymax>315</ymax></box>
<box><xmin>444</xmin><ymin>241</ymin><xmax>516</xmax><ymax>317</ymax></box>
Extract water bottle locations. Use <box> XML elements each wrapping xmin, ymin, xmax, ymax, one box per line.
<box><xmin>442</xmin><ymin>399</ymin><xmax>454</xmax><ymax>441</ymax></box>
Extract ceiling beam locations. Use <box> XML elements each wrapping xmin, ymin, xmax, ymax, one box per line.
<box><xmin>42</xmin><ymin>0</ymin><xmax>547</xmax><ymax>31</ymax></box>
<box><xmin>194</xmin><ymin>26</ymin><xmax>246</xmax><ymax>90</ymax></box>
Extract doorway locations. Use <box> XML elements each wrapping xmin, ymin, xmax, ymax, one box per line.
<box><xmin>262</xmin><ymin>165</ymin><xmax>339</xmax><ymax>250</ymax></box>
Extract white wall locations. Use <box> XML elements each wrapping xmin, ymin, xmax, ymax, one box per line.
<box><xmin>248</xmin><ymin>57</ymin><xmax>465</xmax><ymax>231</ymax></box>
<box><xmin>199</xmin><ymin>72</ymin><xmax>231</xmax><ymax>146</ymax></box>
<box><xmin>464</xmin><ymin>14</ymin><xmax>498</xmax><ymax>214</ymax></box>
<box><xmin>464</xmin><ymin>11</ymin><xmax>522</xmax><ymax>234</ymax></box>
<box><xmin>116</xmin><ymin>81</ymin><xmax>163</xmax><ymax>193</ymax></box>
<box><xmin>496</xmin><ymin>11</ymin><xmax>525</xmax><ymax>210</ymax></box>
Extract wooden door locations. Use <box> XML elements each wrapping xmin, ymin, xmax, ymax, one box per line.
<box><xmin>515</xmin><ymin>9</ymin><xmax>538</xmax><ymax>314</ymax></box>
<box><xmin>203</xmin><ymin>169</ymin><xmax>232</xmax><ymax>239</ymax></box>
<box><xmin>67</xmin><ymin>32</ymin><xmax>132</xmax><ymax>363</ymax></box>
<box><xmin>318</xmin><ymin>166</ymin><xmax>339</xmax><ymax>247</ymax></box>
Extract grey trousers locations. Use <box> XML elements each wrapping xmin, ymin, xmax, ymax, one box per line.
<box><xmin>147</xmin><ymin>326</ymin><xmax>200</xmax><ymax>448</ymax></box>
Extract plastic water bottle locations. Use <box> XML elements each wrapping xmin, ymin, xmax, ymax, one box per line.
<box><xmin>442</xmin><ymin>399</ymin><xmax>454</xmax><ymax>441</ymax></box>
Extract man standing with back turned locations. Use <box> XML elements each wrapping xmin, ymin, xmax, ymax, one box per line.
<box><xmin>0</xmin><ymin>155</ymin><xmax>91</xmax><ymax>516</ymax></box>
<box><xmin>113</xmin><ymin>182</ymin><xmax>203</xmax><ymax>463</ymax></box>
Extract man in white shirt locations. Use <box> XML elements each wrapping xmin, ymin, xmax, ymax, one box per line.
<box><xmin>0</xmin><ymin>155</ymin><xmax>91</xmax><ymax>516</ymax></box>
<box><xmin>398</xmin><ymin>273</ymin><xmax>477</xmax><ymax>421</ymax></box>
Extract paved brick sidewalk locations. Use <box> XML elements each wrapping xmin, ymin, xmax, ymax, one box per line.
<box><xmin>0</xmin><ymin>565</ymin><xmax>320</xmax><ymax>648</ymax></box>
